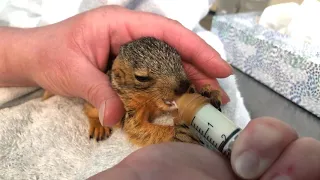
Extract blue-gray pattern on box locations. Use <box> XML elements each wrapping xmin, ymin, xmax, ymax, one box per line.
<box><xmin>211</xmin><ymin>12</ymin><xmax>320</xmax><ymax>118</ymax></box>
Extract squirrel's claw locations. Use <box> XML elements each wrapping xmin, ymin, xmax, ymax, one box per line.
<box><xmin>173</xmin><ymin>124</ymin><xmax>200</xmax><ymax>144</ymax></box>
<box><xmin>199</xmin><ymin>84</ymin><xmax>222</xmax><ymax>112</ymax></box>
<box><xmin>88</xmin><ymin>119</ymin><xmax>112</xmax><ymax>142</ymax></box>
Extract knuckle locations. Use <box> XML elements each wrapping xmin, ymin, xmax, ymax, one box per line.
<box><xmin>86</xmin><ymin>83</ymin><xmax>106</xmax><ymax>106</ymax></box>
<box><xmin>294</xmin><ymin>137</ymin><xmax>320</xmax><ymax>149</ymax></box>
<box><xmin>95</xmin><ymin>5</ymin><xmax>126</xmax><ymax>19</ymax></box>
<box><xmin>244</xmin><ymin>117</ymin><xmax>299</xmax><ymax>143</ymax></box>
<box><xmin>169</xmin><ymin>19</ymin><xmax>183</xmax><ymax>27</ymax></box>
<box><xmin>101</xmin><ymin>4</ymin><xmax>124</xmax><ymax>11</ymax></box>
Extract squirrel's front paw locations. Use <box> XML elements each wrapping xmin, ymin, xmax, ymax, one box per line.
<box><xmin>173</xmin><ymin>124</ymin><xmax>200</xmax><ymax>144</ymax></box>
<box><xmin>88</xmin><ymin>118</ymin><xmax>112</xmax><ymax>141</ymax></box>
<box><xmin>199</xmin><ymin>84</ymin><xmax>222</xmax><ymax>111</ymax></box>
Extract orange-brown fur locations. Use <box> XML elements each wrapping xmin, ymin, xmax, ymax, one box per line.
<box><xmin>42</xmin><ymin>37</ymin><xmax>222</xmax><ymax>147</ymax></box>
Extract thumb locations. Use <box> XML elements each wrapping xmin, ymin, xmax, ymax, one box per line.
<box><xmin>73</xmin><ymin>64</ymin><xmax>125</xmax><ymax>127</ymax></box>
<box><xmin>230</xmin><ymin>117</ymin><xmax>298</xmax><ymax>179</ymax></box>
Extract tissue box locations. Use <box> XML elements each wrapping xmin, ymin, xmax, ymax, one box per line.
<box><xmin>211</xmin><ymin>12</ymin><xmax>320</xmax><ymax>118</ymax></box>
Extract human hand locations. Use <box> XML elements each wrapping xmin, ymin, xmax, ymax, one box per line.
<box><xmin>88</xmin><ymin>117</ymin><xmax>320</xmax><ymax>180</ymax></box>
<box><xmin>6</xmin><ymin>5</ymin><xmax>232</xmax><ymax>127</ymax></box>
<box><xmin>231</xmin><ymin>117</ymin><xmax>320</xmax><ymax>180</ymax></box>
<box><xmin>89</xmin><ymin>142</ymin><xmax>239</xmax><ymax>180</ymax></box>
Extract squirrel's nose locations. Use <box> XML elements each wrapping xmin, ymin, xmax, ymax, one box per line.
<box><xmin>174</xmin><ymin>80</ymin><xmax>190</xmax><ymax>95</ymax></box>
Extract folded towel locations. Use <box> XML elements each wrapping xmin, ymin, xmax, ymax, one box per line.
<box><xmin>0</xmin><ymin>0</ymin><xmax>251</xmax><ymax>179</ymax></box>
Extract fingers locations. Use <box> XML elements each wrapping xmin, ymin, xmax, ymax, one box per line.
<box><xmin>261</xmin><ymin>137</ymin><xmax>320</xmax><ymax>180</ymax></box>
<box><xmin>159</xmin><ymin>19</ymin><xmax>233</xmax><ymax>78</ymax></box>
<box><xmin>102</xmin><ymin>6</ymin><xmax>232</xmax><ymax>79</ymax></box>
<box><xmin>231</xmin><ymin>117</ymin><xmax>298</xmax><ymax>179</ymax></box>
<box><xmin>183</xmin><ymin>62</ymin><xmax>230</xmax><ymax>104</ymax></box>
<box><xmin>74</xmin><ymin>63</ymin><xmax>124</xmax><ymax>127</ymax></box>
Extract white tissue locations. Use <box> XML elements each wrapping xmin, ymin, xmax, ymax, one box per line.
<box><xmin>259</xmin><ymin>0</ymin><xmax>320</xmax><ymax>45</ymax></box>
<box><xmin>259</xmin><ymin>2</ymin><xmax>300</xmax><ymax>34</ymax></box>
<box><xmin>287</xmin><ymin>0</ymin><xmax>320</xmax><ymax>44</ymax></box>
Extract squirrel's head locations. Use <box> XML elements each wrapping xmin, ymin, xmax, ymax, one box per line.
<box><xmin>111</xmin><ymin>37</ymin><xmax>191</xmax><ymax>111</ymax></box>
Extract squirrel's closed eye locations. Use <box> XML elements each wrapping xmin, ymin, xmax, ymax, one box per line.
<box><xmin>135</xmin><ymin>75</ymin><xmax>152</xmax><ymax>82</ymax></box>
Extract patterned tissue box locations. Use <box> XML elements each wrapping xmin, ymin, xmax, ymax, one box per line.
<box><xmin>211</xmin><ymin>12</ymin><xmax>320</xmax><ymax>118</ymax></box>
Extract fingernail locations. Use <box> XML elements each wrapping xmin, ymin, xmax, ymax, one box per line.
<box><xmin>222</xmin><ymin>93</ymin><xmax>230</xmax><ymax>104</ymax></box>
<box><xmin>223</xmin><ymin>59</ymin><xmax>233</xmax><ymax>73</ymax></box>
<box><xmin>234</xmin><ymin>150</ymin><xmax>270</xmax><ymax>179</ymax></box>
<box><xmin>229</xmin><ymin>64</ymin><xmax>234</xmax><ymax>74</ymax></box>
<box><xmin>272</xmin><ymin>175</ymin><xmax>291</xmax><ymax>180</ymax></box>
<box><xmin>99</xmin><ymin>101</ymin><xmax>106</xmax><ymax>126</ymax></box>
<box><xmin>221</xmin><ymin>90</ymin><xmax>230</xmax><ymax>104</ymax></box>
<box><xmin>225</xmin><ymin>60</ymin><xmax>232</xmax><ymax>68</ymax></box>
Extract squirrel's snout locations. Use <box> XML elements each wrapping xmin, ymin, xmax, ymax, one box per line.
<box><xmin>174</xmin><ymin>80</ymin><xmax>190</xmax><ymax>95</ymax></box>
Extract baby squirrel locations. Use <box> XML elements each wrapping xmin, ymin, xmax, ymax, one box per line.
<box><xmin>42</xmin><ymin>37</ymin><xmax>222</xmax><ymax>147</ymax></box>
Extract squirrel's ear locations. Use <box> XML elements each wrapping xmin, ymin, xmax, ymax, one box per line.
<box><xmin>134</xmin><ymin>68</ymin><xmax>149</xmax><ymax>77</ymax></box>
<box><xmin>111</xmin><ymin>57</ymin><xmax>128</xmax><ymax>85</ymax></box>
<box><xmin>112</xmin><ymin>68</ymin><xmax>126</xmax><ymax>85</ymax></box>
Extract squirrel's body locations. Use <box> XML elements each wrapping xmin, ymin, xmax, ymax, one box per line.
<box><xmin>43</xmin><ymin>37</ymin><xmax>222</xmax><ymax>147</ymax></box>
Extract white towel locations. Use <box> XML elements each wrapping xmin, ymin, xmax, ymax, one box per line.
<box><xmin>0</xmin><ymin>0</ymin><xmax>251</xmax><ymax>179</ymax></box>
